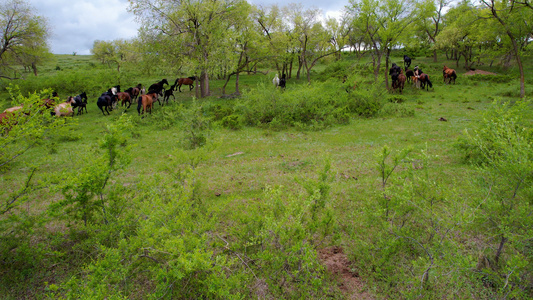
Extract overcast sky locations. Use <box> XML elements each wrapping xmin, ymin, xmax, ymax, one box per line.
<box><xmin>27</xmin><ymin>0</ymin><xmax>348</xmax><ymax>55</ymax></box>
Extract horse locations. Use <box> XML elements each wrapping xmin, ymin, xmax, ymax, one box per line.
<box><xmin>52</xmin><ymin>99</ymin><xmax>74</xmax><ymax>117</ymax></box>
<box><xmin>162</xmin><ymin>84</ymin><xmax>177</xmax><ymax>105</ymax></box>
<box><xmin>116</xmin><ymin>92</ymin><xmax>132</xmax><ymax>109</ymax></box>
<box><xmin>108</xmin><ymin>85</ymin><xmax>121</xmax><ymax>95</ymax></box>
<box><xmin>279</xmin><ymin>74</ymin><xmax>286</xmax><ymax>89</ymax></box>
<box><xmin>137</xmin><ymin>92</ymin><xmax>159</xmax><ymax>116</ymax></box>
<box><xmin>389</xmin><ymin>63</ymin><xmax>402</xmax><ymax>90</ymax></box>
<box><xmin>412</xmin><ymin>76</ymin><xmax>421</xmax><ymax>89</ymax></box>
<box><xmin>443</xmin><ymin>65</ymin><xmax>457</xmax><ymax>84</ymax></box>
<box><xmin>71</xmin><ymin>92</ymin><xmax>88</xmax><ymax>115</ymax></box>
<box><xmin>404</xmin><ymin>55</ymin><xmax>412</xmax><ymax>69</ymax></box>
<box><xmin>273</xmin><ymin>74</ymin><xmax>280</xmax><ymax>87</ymax></box>
<box><xmin>148</xmin><ymin>79</ymin><xmax>169</xmax><ymax>96</ymax></box>
<box><xmin>418</xmin><ymin>73</ymin><xmax>433</xmax><ymax>91</ymax></box>
<box><xmin>393</xmin><ymin>73</ymin><xmax>406</xmax><ymax>94</ymax></box>
<box><xmin>405</xmin><ymin>68</ymin><xmax>414</xmax><ymax>84</ymax></box>
<box><xmin>97</xmin><ymin>92</ymin><xmax>117</xmax><ymax>116</ymax></box>
<box><xmin>125</xmin><ymin>87</ymin><xmax>141</xmax><ymax>100</ymax></box>
<box><xmin>174</xmin><ymin>77</ymin><xmax>195</xmax><ymax>92</ymax></box>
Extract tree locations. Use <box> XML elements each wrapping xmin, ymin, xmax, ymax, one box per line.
<box><xmin>0</xmin><ymin>0</ymin><xmax>50</xmax><ymax>79</ymax></box>
<box><xmin>478</xmin><ymin>0</ymin><xmax>532</xmax><ymax>98</ymax></box>
<box><xmin>347</xmin><ymin>0</ymin><xmax>417</xmax><ymax>87</ymax></box>
<box><xmin>414</xmin><ymin>0</ymin><xmax>450</xmax><ymax>62</ymax></box>
<box><xmin>91</xmin><ymin>39</ymin><xmax>140</xmax><ymax>73</ymax></box>
<box><xmin>284</xmin><ymin>5</ymin><xmax>341</xmax><ymax>83</ymax></box>
<box><xmin>129</xmin><ymin>0</ymin><xmax>250</xmax><ymax>98</ymax></box>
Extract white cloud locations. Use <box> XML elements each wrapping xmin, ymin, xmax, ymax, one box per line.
<box><xmin>28</xmin><ymin>0</ymin><xmax>139</xmax><ymax>54</ymax></box>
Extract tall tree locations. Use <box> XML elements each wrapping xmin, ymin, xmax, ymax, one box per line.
<box><xmin>347</xmin><ymin>0</ymin><xmax>417</xmax><ymax>87</ymax></box>
<box><xmin>129</xmin><ymin>0</ymin><xmax>249</xmax><ymax>98</ymax></box>
<box><xmin>478</xmin><ymin>0</ymin><xmax>532</xmax><ymax>98</ymax></box>
<box><xmin>415</xmin><ymin>0</ymin><xmax>449</xmax><ymax>62</ymax></box>
<box><xmin>0</xmin><ymin>0</ymin><xmax>50</xmax><ymax>79</ymax></box>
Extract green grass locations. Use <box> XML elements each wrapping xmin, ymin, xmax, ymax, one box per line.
<box><xmin>1</xmin><ymin>52</ymin><xmax>532</xmax><ymax>298</ymax></box>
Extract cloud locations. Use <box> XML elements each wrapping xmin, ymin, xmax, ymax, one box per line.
<box><xmin>26</xmin><ymin>0</ymin><xmax>349</xmax><ymax>55</ymax></box>
<box><xmin>28</xmin><ymin>0</ymin><xmax>139</xmax><ymax>54</ymax></box>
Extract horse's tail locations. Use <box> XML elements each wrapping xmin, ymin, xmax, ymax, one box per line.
<box><xmin>427</xmin><ymin>76</ymin><xmax>433</xmax><ymax>88</ymax></box>
<box><xmin>137</xmin><ymin>96</ymin><xmax>143</xmax><ymax>115</ymax></box>
<box><xmin>451</xmin><ymin>71</ymin><xmax>457</xmax><ymax>80</ymax></box>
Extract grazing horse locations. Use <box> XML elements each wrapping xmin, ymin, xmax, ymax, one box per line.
<box><xmin>175</xmin><ymin>77</ymin><xmax>195</xmax><ymax>92</ymax></box>
<box><xmin>70</xmin><ymin>92</ymin><xmax>88</xmax><ymax>115</ymax></box>
<box><xmin>148</xmin><ymin>79</ymin><xmax>169</xmax><ymax>96</ymax></box>
<box><xmin>404</xmin><ymin>55</ymin><xmax>412</xmax><ymax>69</ymax></box>
<box><xmin>97</xmin><ymin>92</ymin><xmax>117</xmax><ymax>116</ymax></box>
<box><xmin>419</xmin><ymin>73</ymin><xmax>433</xmax><ymax>91</ymax></box>
<box><xmin>137</xmin><ymin>93</ymin><xmax>159</xmax><ymax>116</ymax></box>
<box><xmin>443</xmin><ymin>65</ymin><xmax>457</xmax><ymax>84</ymax></box>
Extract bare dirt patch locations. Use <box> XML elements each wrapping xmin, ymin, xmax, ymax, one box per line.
<box><xmin>463</xmin><ymin>69</ymin><xmax>498</xmax><ymax>76</ymax></box>
<box><xmin>318</xmin><ymin>246</ymin><xmax>374</xmax><ymax>299</ymax></box>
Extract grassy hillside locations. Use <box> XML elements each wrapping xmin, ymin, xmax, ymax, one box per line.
<box><xmin>0</xmin><ymin>53</ymin><xmax>532</xmax><ymax>299</ymax></box>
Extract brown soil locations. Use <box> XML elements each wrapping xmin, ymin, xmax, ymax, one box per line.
<box><xmin>318</xmin><ymin>247</ymin><xmax>374</xmax><ymax>299</ymax></box>
<box><xmin>463</xmin><ymin>69</ymin><xmax>498</xmax><ymax>76</ymax></box>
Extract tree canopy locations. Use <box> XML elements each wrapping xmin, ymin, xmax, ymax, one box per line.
<box><xmin>0</xmin><ymin>0</ymin><xmax>51</xmax><ymax>79</ymax></box>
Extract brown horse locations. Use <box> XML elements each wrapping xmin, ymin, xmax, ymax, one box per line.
<box><xmin>175</xmin><ymin>76</ymin><xmax>196</xmax><ymax>92</ymax></box>
<box><xmin>117</xmin><ymin>92</ymin><xmax>132</xmax><ymax>109</ymax></box>
<box><xmin>443</xmin><ymin>65</ymin><xmax>457</xmax><ymax>84</ymax></box>
<box><xmin>419</xmin><ymin>73</ymin><xmax>433</xmax><ymax>91</ymax></box>
<box><xmin>137</xmin><ymin>93</ymin><xmax>159</xmax><ymax>116</ymax></box>
<box><xmin>393</xmin><ymin>73</ymin><xmax>406</xmax><ymax>94</ymax></box>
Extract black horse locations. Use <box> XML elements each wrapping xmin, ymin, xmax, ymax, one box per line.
<box><xmin>404</xmin><ymin>55</ymin><xmax>412</xmax><ymax>69</ymax></box>
<box><xmin>279</xmin><ymin>74</ymin><xmax>286</xmax><ymax>89</ymax></box>
<box><xmin>162</xmin><ymin>83</ymin><xmax>177</xmax><ymax>105</ymax></box>
<box><xmin>389</xmin><ymin>63</ymin><xmax>402</xmax><ymax>88</ymax></box>
<box><xmin>405</xmin><ymin>68</ymin><xmax>414</xmax><ymax>84</ymax></box>
<box><xmin>97</xmin><ymin>91</ymin><xmax>117</xmax><ymax>116</ymax></box>
<box><xmin>71</xmin><ymin>92</ymin><xmax>88</xmax><ymax>115</ymax></box>
<box><xmin>148</xmin><ymin>79</ymin><xmax>169</xmax><ymax>96</ymax></box>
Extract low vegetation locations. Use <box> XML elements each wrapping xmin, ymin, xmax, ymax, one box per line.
<box><xmin>0</xmin><ymin>52</ymin><xmax>532</xmax><ymax>299</ymax></box>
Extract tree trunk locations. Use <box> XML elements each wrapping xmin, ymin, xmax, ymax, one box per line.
<box><xmin>385</xmin><ymin>48</ymin><xmax>391</xmax><ymax>89</ymax></box>
<box><xmin>31</xmin><ymin>62</ymin><xmax>38</xmax><ymax>76</ymax></box>
<box><xmin>200</xmin><ymin>71</ymin><xmax>210</xmax><ymax>98</ymax></box>
<box><xmin>433</xmin><ymin>49</ymin><xmax>438</xmax><ymax>62</ymax></box>
<box><xmin>235</xmin><ymin>72</ymin><xmax>240</xmax><ymax>94</ymax></box>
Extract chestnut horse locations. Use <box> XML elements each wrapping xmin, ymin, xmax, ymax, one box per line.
<box><xmin>174</xmin><ymin>76</ymin><xmax>196</xmax><ymax>92</ymax></box>
<box><xmin>137</xmin><ymin>92</ymin><xmax>159</xmax><ymax>116</ymax></box>
<box><xmin>443</xmin><ymin>65</ymin><xmax>457</xmax><ymax>84</ymax></box>
<box><xmin>117</xmin><ymin>92</ymin><xmax>132</xmax><ymax>109</ymax></box>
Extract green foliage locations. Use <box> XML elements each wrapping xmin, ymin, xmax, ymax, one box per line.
<box><xmin>237</xmin><ymin>81</ymin><xmax>352</xmax><ymax>130</ymax></box>
<box><xmin>456</xmin><ymin>99</ymin><xmax>533</xmax><ymax>296</ymax></box>
<box><xmin>180</xmin><ymin>99</ymin><xmax>211</xmax><ymax>149</ymax></box>
<box><xmin>347</xmin><ymin>81</ymin><xmax>388</xmax><ymax>117</ymax></box>
<box><xmin>49</xmin><ymin>115</ymin><xmax>133</xmax><ymax>226</ymax></box>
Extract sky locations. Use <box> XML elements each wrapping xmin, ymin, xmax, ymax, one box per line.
<box><xmin>27</xmin><ymin>0</ymin><xmax>349</xmax><ymax>55</ymax></box>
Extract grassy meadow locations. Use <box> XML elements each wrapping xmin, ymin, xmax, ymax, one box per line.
<box><xmin>0</xmin><ymin>53</ymin><xmax>532</xmax><ymax>299</ymax></box>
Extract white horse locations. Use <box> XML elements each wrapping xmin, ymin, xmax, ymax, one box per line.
<box><xmin>273</xmin><ymin>74</ymin><xmax>279</xmax><ymax>87</ymax></box>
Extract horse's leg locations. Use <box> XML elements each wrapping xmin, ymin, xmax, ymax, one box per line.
<box><xmin>189</xmin><ymin>84</ymin><xmax>193</xmax><ymax>91</ymax></box>
<box><xmin>178</xmin><ymin>84</ymin><xmax>182</xmax><ymax>92</ymax></box>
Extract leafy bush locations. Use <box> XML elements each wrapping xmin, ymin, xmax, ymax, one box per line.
<box><xmin>237</xmin><ymin>81</ymin><xmax>353</xmax><ymax>130</ymax></box>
